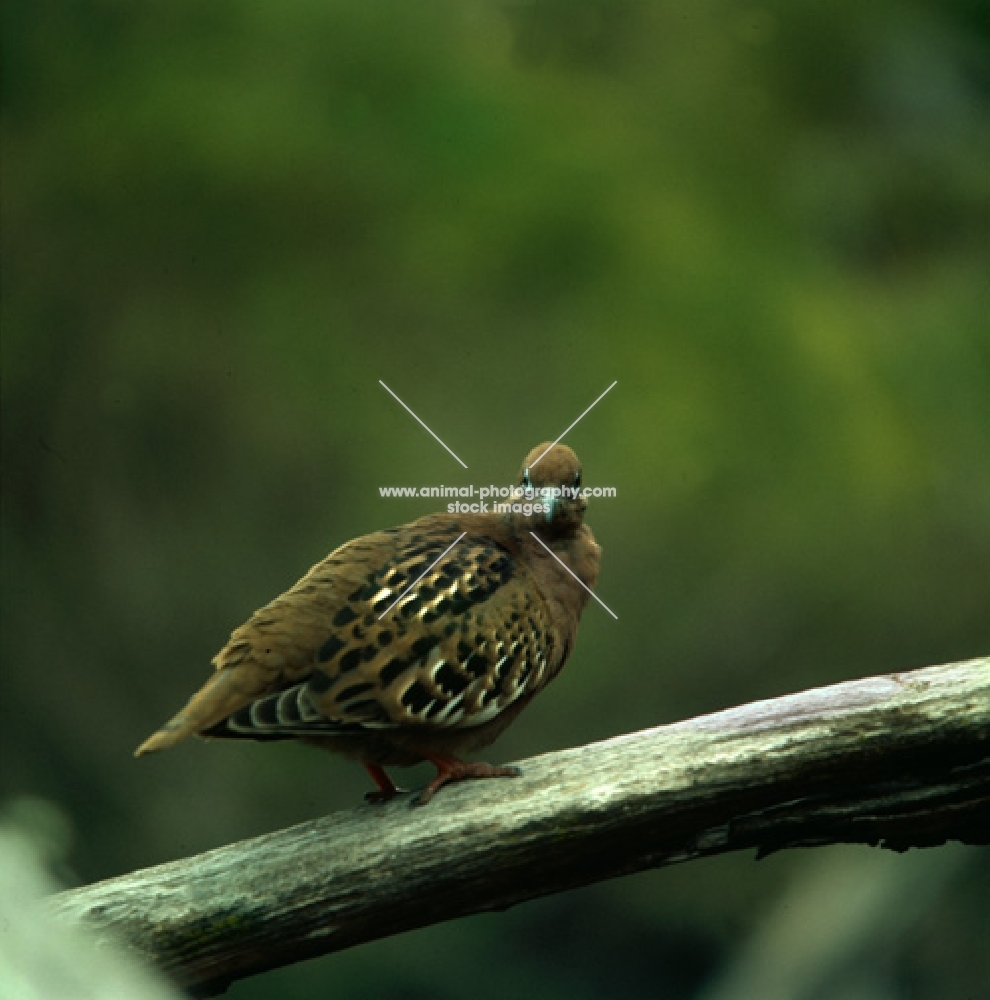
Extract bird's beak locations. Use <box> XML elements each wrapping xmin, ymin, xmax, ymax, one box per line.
<box><xmin>544</xmin><ymin>491</ymin><xmax>557</xmax><ymax>523</ymax></box>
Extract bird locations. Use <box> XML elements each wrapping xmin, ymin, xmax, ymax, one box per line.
<box><xmin>135</xmin><ymin>442</ymin><xmax>601</xmax><ymax>805</ymax></box>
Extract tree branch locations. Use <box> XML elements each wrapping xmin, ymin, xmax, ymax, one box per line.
<box><xmin>49</xmin><ymin>658</ymin><xmax>990</xmax><ymax>996</ymax></box>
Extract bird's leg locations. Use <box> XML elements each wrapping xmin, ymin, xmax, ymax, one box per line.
<box><xmin>363</xmin><ymin>763</ymin><xmax>407</xmax><ymax>803</ymax></box>
<box><xmin>415</xmin><ymin>753</ymin><xmax>521</xmax><ymax>806</ymax></box>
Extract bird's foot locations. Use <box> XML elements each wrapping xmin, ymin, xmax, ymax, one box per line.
<box><xmin>415</xmin><ymin>755</ymin><xmax>522</xmax><ymax>806</ymax></box>
<box><xmin>363</xmin><ymin>763</ymin><xmax>407</xmax><ymax>804</ymax></box>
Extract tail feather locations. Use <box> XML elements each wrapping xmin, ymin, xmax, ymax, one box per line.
<box><xmin>205</xmin><ymin>683</ymin><xmax>374</xmax><ymax>740</ymax></box>
<box><xmin>134</xmin><ymin>667</ymin><xmax>261</xmax><ymax>757</ymax></box>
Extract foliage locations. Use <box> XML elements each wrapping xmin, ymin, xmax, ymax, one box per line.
<box><xmin>2</xmin><ymin>2</ymin><xmax>988</xmax><ymax>998</ymax></box>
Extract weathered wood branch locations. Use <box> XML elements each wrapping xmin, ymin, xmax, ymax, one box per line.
<box><xmin>49</xmin><ymin>658</ymin><xmax>990</xmax><ymax>996</ymax></box>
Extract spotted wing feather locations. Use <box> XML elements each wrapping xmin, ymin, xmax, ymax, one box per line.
<box><xmin>209</xmin><ymin>528</ymin><xmax>559</xmax><ymax>740</ymax></box>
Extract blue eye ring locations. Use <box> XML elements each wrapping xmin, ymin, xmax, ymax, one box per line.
<box><xmin>522</xmin><ymin>468</ymin><xmax>532</xmax><ymax>488</ymax></box>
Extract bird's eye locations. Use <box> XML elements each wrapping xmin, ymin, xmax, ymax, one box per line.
<box><xmin>522</xmin><ymin>468</ymin><xmax>532</xmax><ymax>488</ymax></box>
<box><xmin>573</xmin><ymin>470</ymin><xmax>582</xmax><ymax>488</ymax></box>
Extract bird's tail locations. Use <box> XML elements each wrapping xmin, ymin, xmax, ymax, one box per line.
<box><xmin>134</xmin><ymin>667</ymin><xmax>255</xmax><ymax>757</ymax></box>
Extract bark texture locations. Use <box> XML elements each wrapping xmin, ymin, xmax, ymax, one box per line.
<box><xmin>49</xmin><ymin>658</ymin><xmax>990</xmax><ymax>996</ymax></box>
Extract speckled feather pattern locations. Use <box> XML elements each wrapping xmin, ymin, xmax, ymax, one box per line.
<box><xmin>135</xmin><ymin>443</ymin><xmax>601</xmax><ymax>801</ymax></box>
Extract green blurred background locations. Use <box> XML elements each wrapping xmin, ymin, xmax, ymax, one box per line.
<box><xmin>2</xmin><ymin>1</ymin><xmax>989</xmax><ymax>997</ymax></box>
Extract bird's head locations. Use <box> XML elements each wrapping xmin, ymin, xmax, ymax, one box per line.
<box><xmin>511</xmin><ymin>442</ymin><xmax>587</xmax><ymax>536</ymax></box>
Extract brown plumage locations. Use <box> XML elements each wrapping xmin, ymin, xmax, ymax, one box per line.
<box><xmin>135</xmin><ymin>442</ymin><xmax>601</xmax><ymax>804</ymax></box>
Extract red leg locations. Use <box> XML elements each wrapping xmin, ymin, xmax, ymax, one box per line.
<box><xmin>363</xmin><ymin>763</ymin><xmax>406</xmax><ymax>803</ymax></box>
<box><xmin>415</xmin><ymin>753</ymin><xmax>521</xmax><ymax>806</ymax></box>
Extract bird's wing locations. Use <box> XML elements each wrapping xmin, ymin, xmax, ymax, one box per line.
<box><xmin>209</xmin><ymin>525</ymin><xmax>560</xmax><ymax>740</ymax></box>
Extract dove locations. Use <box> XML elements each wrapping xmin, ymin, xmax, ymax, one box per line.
<box><xmin>136</xmin><ymin>442</ymin><xmax>601</xmax><ymax>805</ymax></box>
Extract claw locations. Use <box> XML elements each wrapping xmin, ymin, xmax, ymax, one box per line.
<box><xmin>364</xmin><ymin>787</ymin><xmax>408</xmax><ymax>804</ymax></box>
